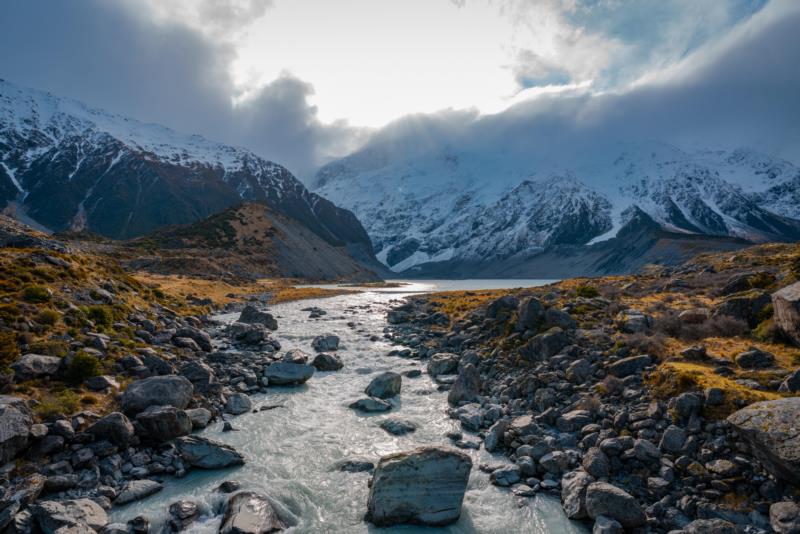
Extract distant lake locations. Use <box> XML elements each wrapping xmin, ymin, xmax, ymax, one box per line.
<box><xmin>303</xmin><ymin>278</ymin><xmax>560</xmax><ymax>294</ymax></box>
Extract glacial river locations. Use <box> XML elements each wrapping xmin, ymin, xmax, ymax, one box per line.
<box><xmin>111</xmin><ymin>280</ymin><xmax>587</xmax><ymax>533</ymax></box>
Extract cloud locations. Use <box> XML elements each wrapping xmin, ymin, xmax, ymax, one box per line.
<box><xmin>348</xmin><ymin>0</ymin><xmax>800</xmax><ymax>165</ymax></box>
<box><xmin>0</xmin><ymin>0</ymin><xmax>357</xmax><ymax>180</ymax></box>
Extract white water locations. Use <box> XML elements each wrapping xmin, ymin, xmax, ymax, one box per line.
<box><xmin>110</xmin><ymin>280</ymin><xmax>586</xmax><ymax>533</ymax></box>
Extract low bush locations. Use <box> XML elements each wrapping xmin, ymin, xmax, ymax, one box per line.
<box><xmin>22</xmin><ymin>285</ymin><xmax>51</xmax><ymax>303</ymax></box>
<box><xmin>36</xmin><ymin>309</ymin><xmax>61</xmax><ymax>327</ymax></box>
<box><xmin>655</xmin><ymin>310</ymin><xmax>749</xmax><ymax>340</ymax></box>
<box><xmin>66</xmin><ymin>352</ymin><xmax>101</xmax><ymax>384</ymax></box>
<box><xmin>83</xmin><ymin>305</ymin><xmax>113</xmax><ymax>328</ymax></box>
<box><xmin>35</xmin><ymin>390</ymin><xmax>80</xmax><ymax>420</ymax></box>
<box><xmin>0</xmin><ymin>331</ymin><xmax>19</xmax><ymax>369</ymax></box>
<box><xmin>575</xmin><ymin>285</ymin><xmax>600</xmax><ymax>298</ymax></box>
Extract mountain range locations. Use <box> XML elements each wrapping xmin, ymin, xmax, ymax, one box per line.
<box><xmin>315</xmin><ymin>131</ymin><xmax>800</xmax><ymax>277</ymax></box>
<box><xmin>0</xmin><ymin>78</ymin><xmax>379</xmax><ymax>276</ymax></box>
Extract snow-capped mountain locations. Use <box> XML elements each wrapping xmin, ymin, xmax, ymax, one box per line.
<box><xmin>0</xmin><ymin>79</ymin><xmax>376</xmax><ymax>267</ymax></box>
<box><xmin>315</xmin><ymin>137</ymin><xmax>800</xmax><ymax>276</ymax></box>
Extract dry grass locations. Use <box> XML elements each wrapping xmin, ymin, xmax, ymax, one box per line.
<box><xmin>647</xmin><ymin>361</ymin><xmax>784</xmax><ymax>418</ymax></box>
<box><xmin>666</xmin><ymin>336</ymin><xmax>800</xmax><ymax>368</ymax></box>
<box><xmin>427</xmin><ymin>289</ymin><xmax>510</xmax><ymax>319</ymax></box>
<box><xmin>133</xmin><ymin>273</ymin><xmax>356</xmax><ymax>306</ymax></box>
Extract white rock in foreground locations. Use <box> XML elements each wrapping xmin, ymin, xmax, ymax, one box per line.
<box><xmin>366</xmin><ymin>446</ymin><xmax>471</xmax><ymax>527</ymax></box>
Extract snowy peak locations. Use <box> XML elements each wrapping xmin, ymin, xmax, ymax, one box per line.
<box><xmin>0</xmin><ymin>79</ymin><xmax>376</xmax><ymax>266</ymax></box>
<box><xmin>314</xmin><ymin>138</ymin><xmax>800</xmax><ymax>274</ymax></box>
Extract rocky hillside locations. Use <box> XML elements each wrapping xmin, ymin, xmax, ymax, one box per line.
<box><xmin>118</xmin><ymin>203</ymin><xmax>378</xmax><ymax>282</ymax></box>
<box><xmin>0</xmin><ymin>79</ymin><xmax>378</xmax><ymax>269</ymax></box>
<box><xmin>315</xmin><ymin>140</ymin><xmax>800</xmax><ymax>276</ymax></box>
<box><xmin>383</xmin><ymin>241</ymin><xmax>800</xmax><ymax>532</ymax></box>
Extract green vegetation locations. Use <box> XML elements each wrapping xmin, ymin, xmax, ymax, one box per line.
<box><xmin>0</xmin><ymin>331</ymin><xmax>19</xmax><ymax>370</ymax></box>
<box><xmin>22</xmin><ymin>284</ymin><xmax>51</xmax><ymax>303</ymax></box>
<box><xmin>83</xmin><ymin>305</ymin><xmax>113</xmax><ymax>328</ymax></box>
<box><xmin>66</xmin><ymin>352</ymin><xmax>101</xmax><ymax>384</ymax></box>
<box><xmin>575</xmin><ymin>285</ymin><xmax>600</xmax><ymax>298</ymax></box>
<box><xmin>35</xmin><ymin>390</ymin><xmax>81</xmax><ymax>420</ymax></box>
<box><xmin>36</xmin><ymin>309</ymin><xmax>61</xmax><ymax>327</ymax></box>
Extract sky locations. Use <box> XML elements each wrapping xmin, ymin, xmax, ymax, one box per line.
<box><xmin>0</xmin><ymin>0</ymin><xmax>796</xmax><ymax>180</ymax></box>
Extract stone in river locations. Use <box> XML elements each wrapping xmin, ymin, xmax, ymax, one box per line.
<box><xmin>349</xmin><ymin>398</ymin><xmax>392</xmax><ymax>413</ymax></box>
<box><xmin>264</xmin><ymin>362</ymin><xmax>314</xmax><ymax>385</ymax></box>
<box><xmin>175</xmin><ymin>436</ymin><xmax>245</xmax><ymax>469</ymax></box>
<box><xmin>366</xmin><ymin>446</ymin><xmax>472</xmax><ymax>527</ymax></box>
<box><xmin>379</xmin><ymin>419</ymin><xmax>417</xmax><ymax>436</ymax></box>
<box><xmin>220</xmin><ymin>491</ymin><xmax>286</xmax><ymax>534</ymax></box>
<box><xmin>365</xmin><ymin>372</ymin><xmax>401</xmax><ymax>399</ymax></box>
<box><xmin>115</xmin><ymin>480</ymin><xmax>163</xmax><ymax>505</ymax></box>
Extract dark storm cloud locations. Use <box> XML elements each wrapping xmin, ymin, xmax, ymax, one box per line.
<box><xmin>0</xmin><ymin>0</ymin><xmax>358</xmax><ymax>180</ymax></box>
<box><xmin>358</xmin><ymin>0</ymin><xmax>800</xmax><ymax>164</ymax></box>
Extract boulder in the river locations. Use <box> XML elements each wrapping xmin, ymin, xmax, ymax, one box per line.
<box><xmin>186</xmin><ymin>408</ymin><xmax>213</xmax><ymax>429</ymax></box>
<box><xmin>225</xmin><ymin>393</ymin><xmax>253</xmax><ymax>415</ymax></box>
<box><xmin>585</xmin><ymin>481</ymin><xmax>646</xmax><ymax>529</ymax></box>
<box><xmin>379</xmin><ymin>419</ymin><xmax>417</xmax><ymax>436</ymax></box>
<box><xmin>238</xmin><ymin>305</ymin><xmax>278</xmax><ymax>330</ymax></box>
<box><xmin>366</xmin><ymin>446</ymin><xmax>472</xmax><ymax>527</ymax></box>
<box><xmin>447</xmin><ymin>363</ymin><xmax>481</xmax><ymax>405</ymax></box>
<box><xmin>135</xmin><ymin>405</ymin><xmax>192</xmax><ymax>442</ymax></box>
<box><xmin>120</xmin><ymin>375</ymin><xmax>194</xmax><ymax>415</ymax></box>
<box><xmin>168</xmin><ymin>500</ymin><xmax>199</xmax><ymax>532</ymax></box>
<box><xmin>728</xmin><ymin>397</ymin><xmax>800</xmax><ymax>485</ymax></box>
<box><xmin>311</xmin><ymin>353</ymin><xmax>343</xmax><ymax>371</ymax></box>
<box><xmin>264</xmin><ymin>361</ymin><xmax>315</xmax><ymax>385</ymax></box>
<box><xmin>86</xmin><ymin>412</ymin><xmax>135</xmax><ymax>448</ymax></box>
<box><xmin>281</xmin><ymin>349</ymin><xmax>310</xmax><ymax>364</ymax></box>
<box><xmin>365</xmin><ymin>372</ymin><xmax>402</xmax><ymax>399</ymax></box>
<box><xmin>311</xmin><ymin>334</ymin><xmax>340</xmax><ymax>352</ymax></box>
<box><xmin>115</xmin><ymin>480</ymin><xmax>164</xmax><ymax>505</ymax></box>
<box><xmin>0</xmin><ymin>396</ymin><xmax>32</xmax><ymax>464</ymax></box>
<box><xmin>175</xmin><ymin>435</ymin><xmax>245</xmax><ymax>469</ymax></box>
<box><xmin>561</xmin><ymin>470</ymin><xmax>595</xmax><ymax>520</ymax></box>
<box><xmin>349</xmin><ymin>398</ymin><xmax>392</xmax><ymax>412</ymax></box>
<box><xmin>220</xmin><ymin>491</ymin><xmax>286</xmax><ymax>534</ymax></box>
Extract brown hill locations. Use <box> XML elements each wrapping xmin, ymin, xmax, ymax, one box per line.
<box><xmin>121</xmin><ymin>203</ymin><xmax>379</xmax><ymax>282</ymax></box>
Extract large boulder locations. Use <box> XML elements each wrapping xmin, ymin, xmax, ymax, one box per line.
<box><xmin>237</xmin><ymin>305</ymin><xmax>278</xmax><ymax>330</ymax></box>
<box><xmin>561</xmin><ymin>470</ymin><xmax>595</xmax><ymax>520</ymax></box>
<box><xmin>135</xmin><ymin>405</ymin><xmax>192</xmax><ymax>442</ymax></box>
<box><xmin>179</xmin><ymin>361</ymin><xmax>220</xmax><ymax>395</ymax></box>
<box><xmin>115</xmin><ymin>480</ymin><xmax>163</xmax><ymax>505</ymax></box>
<box><xmin>728</xmin><ymin>397</ymin><xmax>800</xmax><ymax>485</ymax></box>
<box><xmin>174</xmin><ymin>327</ymin><xmax>213</xmax><ymax>352</ymax></box>
<box><xmin>311</xmin><ymin>334</ymin><xmax>339</xmax><ymax>352</ymax></box>
<box><xmin>366</xmin><ymin>446</ymin><xmax>472</xmax><ymax>527</ymax></box>
<box><xmin>735</xmin><ymin>347</ymin><xmax>776</xmax><ymax>369</ymax></box>
<box><xmin>311</xmin><ymin>353</ymin><xmax>343</xmax><ymax>371</ymax></box>
<box><xmin>120</xmin><ymin>375</ymin><xmax>194</xmax><ymax>415</ymax></box>
<box><xmin>32</xmin><ymin>498</ymin><xmax>108</xmax><ymax>533</ymax></box>
<box><xmin>220</xmin><ymin>491</ymin><xmax>285</xmax><ymax>534</ymax></box>
<box><xmin>485</xmin><ymin>295</ymin><xmax>519</xmax><ymax>322</ymax></box>
<box><xmin>225</xmin><ymin>393</ymin><xmax>253</xmax><ymax>415</ymax></box>
<box><xmin>264</xmin><ymin>361</ymin><xmax>314</xmax><ymax>385</ymax></box>
<box><xmin>774</xmin><ymin>282</ymin><xmax>800</xmax><ymax>346</ymax></box>
<box><xmin>349</xmin><ymin>398</ymin><xmax>392</xmax><ymax>412</ymax></box>
<box><xmin>520</xmin><ymin>328</ymin><xmax>569</xmax><ymax>361</ymax></box>
<box><xmin>713</xmin><ymin>290</ymin><xmax>771</xmax><ymax>328</ymax></box>
<box><xmin>11</xmin><ymin>354</ymin><xmax>61</xmax><ymax>381</ymax></box>
<box><xmin>516</xmin><ymin>297</ymin><xmax>545</xmax><ymax>332</ymax></box>
<box><xmin>447</xmin><ymin>363</ymin><xmax>481</xmax><ymax>405</ymax></box>
<box><xmin>608</xmin><ymin>355</ymin><xmax>652</xmax><ymax>378</ymax></box>
<box><xmin>86</xmin><ymin>412</ymin><xmax>135</xmax><ymax>447</ymax></box>
<box><xmin>175</xmin><ymin>435</ymin><xmax>245</xmax><ymax>469</ymax></box>
<box><xmin>585</xmin><ymin>482</ymin><xmax>646</xmax><ymax>529</ymax></box>
<box><xmin>0</xmin><ymin>396</ymin><xmax>32</xmax><ymax>464</ymax></box>
<box><xmin>770</xmin><ymin>501</ymin><xmax>800</xmax><ymax>534</ymax></box>
<box><xmin>615</xmin><ymin>310</ymin><xmax>653</xmax><ymax>333</ymax></box>
<box><xmin>365</xmin><ymin>372</ymin><xmax>402</xmax><ymax>399</ymax></box>
<box><xmin>427</xmin><ymin>353</ymin><xmax>460</xmax><ymax>377</ymax></box>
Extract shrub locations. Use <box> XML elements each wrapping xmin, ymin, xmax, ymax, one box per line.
<box><xmin>83</xmin><ymin>305</ymin><xmax>113</xmax><ymax>328</ymax></box>
<box><xmin>66</xmin><ymin>352</ymin><xmax>101</xmax><ymax>384</ymax></box>
<box><xmin>35</xmin><ymin>390</ymin><xmax>80</xmax><ymax>420</ymax></box>
<box><xmin>749</xmin><ymin>272</ymin><xmax>775</xmax><ymax>289</ymax></box>
<box><xmin>625</xmin><ymin>332</ymin><xmax>668</xmax><ymax>358</ymax></box>
<box><xmin>654</xmin><ymin>310</ymin><xmax>748</xmax><ymax>340</ymax></box>
<box><xmin>576</xmin><ymin>285</ymin><xmax>600</xmax><ymax>298</ymax></box>
<box><xmin>27</xmin><ymin>340</ymin><xmax>69</xmax><ymax>357</ymax></box>
<box><xmin>0</xmin><ymin>331</ymin><xmax>19</xmax><ymax>369</ymax></box>
<box><xmin>36</xmin><ymin>309</ymin><xmax>61</xmax><ymax>327</ymax></box>
<box><xmin>0</xmin><ymin>304</ymin><xmax>21</xmax><ymax>323</ymax></box>
<box><xmin>22</xmin><ymin>285</ymin><xmax>51</xmax><ymax>303</ymax></box>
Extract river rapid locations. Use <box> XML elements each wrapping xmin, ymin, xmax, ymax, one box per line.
<box><xmin>110</xmin><ymin>280</ymin><xmax>587</xmax><ymax>533</ymax></box>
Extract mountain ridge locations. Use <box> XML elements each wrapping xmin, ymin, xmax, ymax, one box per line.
<box><xmin>0</xmin><ymin>78</ymin><xmax>378</xmax><ymax>271</ymax></box>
